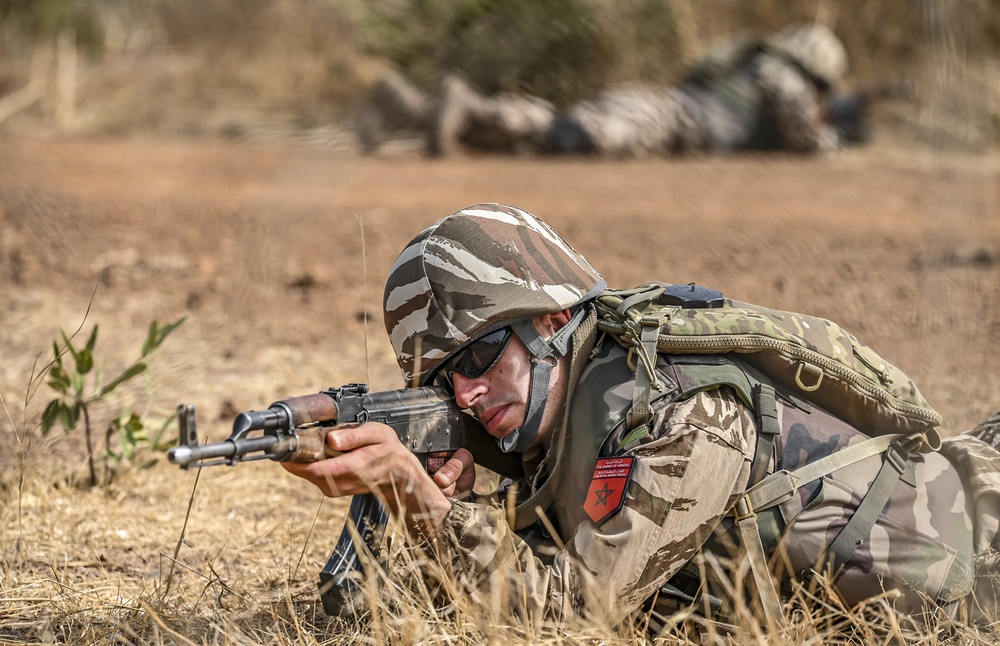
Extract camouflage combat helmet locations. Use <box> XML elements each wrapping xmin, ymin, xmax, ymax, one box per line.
<box><xmin>768</xmin><ymin>23</ymin><xmax>847</xmax><ymax>85</ymax></box>
<box><xmin>384</xmin><ymin>203</ymin><xmax>606</xmax><ymax>386</ymax></box>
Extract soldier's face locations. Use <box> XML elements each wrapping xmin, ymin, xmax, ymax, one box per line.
<box><xmin>451</xmin><ymin>312</ymin><xmax>571</xmax><ymax>448</ymax></box>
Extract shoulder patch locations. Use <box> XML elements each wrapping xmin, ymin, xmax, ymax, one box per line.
<box><xmin>583</xmin><ymin>456</ymin><xmax>635</xmax><ymax>525</ymax></box>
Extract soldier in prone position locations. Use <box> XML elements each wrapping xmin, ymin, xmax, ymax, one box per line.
<box><xmin>360</xmin><ymin>23</ymin><xmax>890</xmax><ymax>159</ymax></box>
<box><xmin>283</xmin><ymin>203</ymin><xmax>1000</xmax><ymax>632</ymax></box>
<box><xmin>542</xmin><ymin>23</ymin><xmax>847</xmax><ymax>156</ymax></box>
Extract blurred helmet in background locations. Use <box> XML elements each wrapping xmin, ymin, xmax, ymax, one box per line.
<box><xmin>768</xmin><ymin>23</ymin><xmax>848</xmax><ymax>85</ymax></box>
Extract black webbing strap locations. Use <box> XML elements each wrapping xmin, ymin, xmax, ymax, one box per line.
<box><xmin>502</xmin><ymin>320</ymin><xmax>556</xmax><ymax>453</ymax></box>
<box><xmin>749</xmin><ymin>383</ymin><xmax>780</xmax><ymax>487</ymax></box>
<box><xmin>824</xmin><ymin>440</ymin><xmax>911</xmax><ymax>575</ymax></box>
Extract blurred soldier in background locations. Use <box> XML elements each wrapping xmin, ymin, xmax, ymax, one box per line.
<box><xmin>358</xmin><ymin>23</ymin><xmax>898</xmax><ymax>158</ymax></box>
<box><xmin>543</xmin><ymin>23</ymin><xmax>848</xmax><ymax>155</ymax></box>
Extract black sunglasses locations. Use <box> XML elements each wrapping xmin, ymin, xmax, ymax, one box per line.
<box><xmin>433</xmin><ymin>327</ymin><xmax>513</xmax><ymax>391</ymax></box>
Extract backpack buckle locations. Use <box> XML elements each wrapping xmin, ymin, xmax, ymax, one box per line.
<box><xmin>885</xmin><ymin>442</ymin><xmax>909</xmax><ymax>474</ymax></box>
<box><xmin>733</xmin><ymin>495</ymin><xmax>757</xmax><ymax>523</ymax></box>
<box><xmin>640</xmin><ymin>313</ymin><xmax>669</xmax><ymax>328</ymax></box>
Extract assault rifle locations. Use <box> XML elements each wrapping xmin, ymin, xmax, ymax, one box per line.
<box><xmin>167</xmin><ymin>384</ymin><xmax>521</xmax><ymax>616</ymax></box>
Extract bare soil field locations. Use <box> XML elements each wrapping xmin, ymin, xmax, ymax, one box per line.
<box><xmin>1</xmin><ymin>136</ymin><xmax>999</xmax><ymax>642</ymax></box>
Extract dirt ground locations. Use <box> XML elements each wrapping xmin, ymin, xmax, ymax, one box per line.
<box><xmin>1</xmin><ymin>136</ymin><xmax>999</xmax><ymax>639</ymax></box>
<box><xmin>3</xmin><ymin>137</ymin><xmax>999</xmax><ymax>434</ymax></box>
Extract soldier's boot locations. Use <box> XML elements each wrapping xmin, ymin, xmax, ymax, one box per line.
<box><xmin>428</xmin><ymin>74</ymin><xmax>482</xmax><ymax>157</ymax></box>
<box><xmin>967</xmin><ymin>410</ymin><xmax>1000</xmax><ymax>449</ymax></box>
<box><xmin>357</xmin><ymin>70</ymin><xmax>432</xmax><ymax>154</ymax></box>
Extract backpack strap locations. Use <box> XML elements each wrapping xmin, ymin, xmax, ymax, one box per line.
<box><xmin>625</xmin><ymin>313</ymin><xmax>669</xmax><ymax>431</ymax></box>
<box><xmin>615</xmin><ymin>288</ymin><xmax>674</xmax><ymax>431</ymax></box>
<box><xmin>823</xmin><ymin>440</ymin><xmax>915</xmax><ymax>575</ymax></box>
<box><xmin>731</xmin><ymin>431</ymin><xmax>925</xmax><ymax>628</ymax></box>
<box><xmin>749</xmin><ymin>383</ymin><xmax>780</xmax><ymax>487</ymax></box>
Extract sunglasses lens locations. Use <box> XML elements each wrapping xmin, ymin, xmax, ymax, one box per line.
<box><xmin>440</xmin><ymin>328</ymin><xmax>512</xmax><ymax>383</ymax></box>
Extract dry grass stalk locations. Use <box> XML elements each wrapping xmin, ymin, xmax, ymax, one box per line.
<box><xmin>3</xmin><ymin>455</ymin><xmax>999</xmax><ymax>645</ymax></box>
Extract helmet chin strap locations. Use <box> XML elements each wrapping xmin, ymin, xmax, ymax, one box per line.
<box><xmin>498</xmin><ymin>307</ymin><xmax>587</xmax><ymax>453</ymax></box>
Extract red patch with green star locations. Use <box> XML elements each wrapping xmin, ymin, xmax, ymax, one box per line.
<box><xmin>583</xmin><ymin>456</ymin><xmax>635</xmax><ymax>526</ymax></box>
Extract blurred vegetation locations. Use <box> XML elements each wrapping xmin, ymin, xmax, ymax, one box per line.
<box><xmin>0</xmin><ymin>0</ymin><xmax>997</xmax><ymax>138</ymax></box>
<box><xmin>350</xmin><ymin>0</ymin><xmax>625</xmax><ymax>107</ymax></box>
<box><xmin>0</xmin><ymin>0</ymin><xmax>104</xmax><ymax>55</ymax></box>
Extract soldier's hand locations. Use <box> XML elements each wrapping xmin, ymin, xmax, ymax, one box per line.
<box><xmin>432</xmin><ymin>448</ymin><xmax>476</xmax><ymax>500</ymax></box>
<box><xmin>280</xmin><ymin>422</ymin><xmax>452</xmax><ymax>534</ymax></box>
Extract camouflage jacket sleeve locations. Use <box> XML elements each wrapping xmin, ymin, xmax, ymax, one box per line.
<box><xmin>755</xmin><ymin>53</ymin><xmax>840</xmax><ymax>153</ymax></box>
<box><xmin>436</xmin><ymin>387</ymin><xmax>756</xmax><ymax>626</ymax></box>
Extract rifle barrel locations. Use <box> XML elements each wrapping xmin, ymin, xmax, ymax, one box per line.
<box><xmin>167</xmin><ymin>435</ymin><xmax>280</xmax><ymax>467</ymax></box>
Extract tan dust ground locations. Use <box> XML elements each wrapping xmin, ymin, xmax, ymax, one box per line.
<box><xmin>1</xmin><ymin>137</ymin><xmax>999</xmax><ymax>641</ymax></box>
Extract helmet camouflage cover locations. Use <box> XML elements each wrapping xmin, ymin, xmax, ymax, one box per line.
<box><xmin>768</xmin><ymin>22</ymin><xmax>847</xmax><ymax>85</ymax></box>
<box><xmin>383</xmin><ymin>203</ymin><xmax>606</xmax><ymax>385</ymax></box>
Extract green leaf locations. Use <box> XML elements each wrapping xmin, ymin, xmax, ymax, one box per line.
<box><xmin>141</xmin><ymin>320</ymin><xmax>159</xmax><ymax>358</ymax></box>
<box><xmin>118</xmin><ymin>419</ymin><xmax>138</xmax><ymax>460</ymax></box>
<box><xmin>51</xmin><ymin>341</ymin><xmax>64</xmax><ymax>367</ymax></box>
<box><xmin>70</xmin><ymin>371</ymin><xmax>85</xmax><ymax>396</ymax></box>
<box><xmin>142</xmin><ymin>316</ymin><xmax>187</xmax><ymax>357</ymax></box>
<box><xmin>125</xmin><ymin>412</ymin><xmax>143</xmax><ymax>434</ymax></box>
<box><xmin>61</xmin><ymin>329</ymin><xmax>81</xmax><ymax>366</ymax></box>
<box><xmin>157</xmin><ymin>316</ymin><xmax>187</xmax><ymax>344</ymax></box>
<box><xmin>85</xmin><ymin>325</ymin><xmax>99</xmax><ymax>353</ymax></box>
<box><xmin>96</xmin><ymin>362</ymin><xmax>147</xmax><ymax>399</ymax></box>
<box><xmin>57</xmin><ymin>402</ymin><xmax>80</xmax><ymax>432</ymax></box>
<box><xmin>76</xmin><ymin>348</ymin><xmax>94</xmax><ymax>375</ymax></box>
<box><xmin>41</xmin><ymin>399</ymin><xmax>60</xmax><ymax>435</ymax></box>
<box><xmin>47</xmin><ymin>365</ymin><xmax>70</xmax><ymax>394</ymax></box>
<box><xmin>121</xmin><ymin>432</ymin><xmax>136</xmax><ymax>460</ymax></box>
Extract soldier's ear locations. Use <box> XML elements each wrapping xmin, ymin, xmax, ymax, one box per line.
<box><xmin>532</xmin><ymin>309</ymin><xmax>572</xmax><ymax>337</ymax></box>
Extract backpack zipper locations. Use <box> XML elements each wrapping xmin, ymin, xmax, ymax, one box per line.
<box><xmin>595</xmin><ymin>318</ymin><xmax>941</xmax><ymax>427</ymax></box>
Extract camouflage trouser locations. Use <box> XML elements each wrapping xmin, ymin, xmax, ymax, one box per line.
<box><xmin>940</xmin><ymin>411</ymin><xmax>1000</xmax><ymax>623</ymax></box>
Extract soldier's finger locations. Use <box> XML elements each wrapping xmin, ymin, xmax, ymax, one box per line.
<box><xmin>433</xmin><ymin>449</ymin><xmax>476</xmax><ymax>497</ymax></box>
<box><xmin>326</xmin><ymin>422</ymin><xmax>394</xmax><ymax>452</ymax></box>
<box><xmin>433</xmin><ymin>459</ymin><xmax>461</xmax><ymax>488</ymax></box>
<box><xmin>450</xmin><ymin>448</ymin><xmax>476</xmax><ymax>473</ymax></box>
<box><xmin>432</xmin><ymin>449</ymin><xmax>474</xmax><ymax>486</ymax></box>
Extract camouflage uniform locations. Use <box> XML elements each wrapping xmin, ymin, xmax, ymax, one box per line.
<box><xmin>542</xmin><ymin>24</ymin><xmax>845</xmax><ymax>156</ymax></box>
<box><xmin>382</xmin><ymin>204</ymin><xmax>1000</xmax><ymax>629</ymax></box>
<box><xmin>940</xmin><ymin>415</ymin><xmax>1000</xmax><ymax>624</ymax></box>
<box><xmin>435</xmin><ymin>341</ymin><xmax>987</xmax><ymax>627</ymax></box>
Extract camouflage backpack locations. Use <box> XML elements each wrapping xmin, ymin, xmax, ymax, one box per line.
<box><xmin>593</xmin><ymin>282</ymin><xmax>945</xmax><ymax>626</ymax></box>
<box><xmin>594</xmin><ymin>282</ymin><xmax>944</xmax><ymax>626</ymax></box>
<box><xmin>594</xmin><ymin>282</ymin><xmax>942</xmax><ymax>446</ymax></box>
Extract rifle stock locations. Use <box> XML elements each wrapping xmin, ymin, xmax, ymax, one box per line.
<box><xmin>167</xmin><ymin>383</ymin><xmax>522</xmax><ymax>616</ymax></box>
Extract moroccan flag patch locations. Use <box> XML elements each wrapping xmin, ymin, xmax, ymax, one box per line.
<box><xmin>583</xmin><ymin>456</ymin><xmax>635</xmax><ymax>526</ymax></box>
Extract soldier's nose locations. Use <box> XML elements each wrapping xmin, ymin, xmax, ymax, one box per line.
<box><xmin>451</xmin><ymin>373</ymin><xmax>485</xmax><ymax>409</ymax></box>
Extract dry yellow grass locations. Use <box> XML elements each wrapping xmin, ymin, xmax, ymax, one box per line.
<box><xmin>3</xmin><ymin>450</ymin><xmax>999</xmax><ymax>644</ymax></box>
